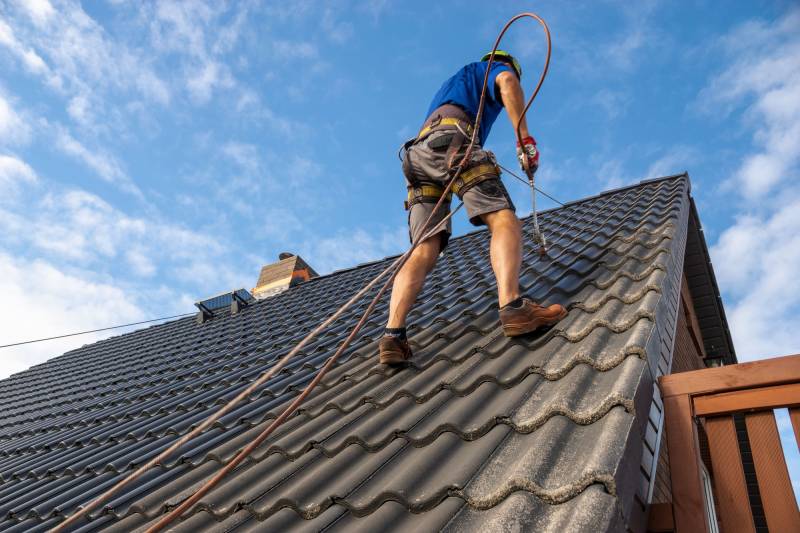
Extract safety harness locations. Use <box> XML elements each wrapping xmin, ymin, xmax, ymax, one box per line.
<box><xmin>403</xmin><ymin>114</ymin><xmax>502</xmax><ymax>210</ymax></box>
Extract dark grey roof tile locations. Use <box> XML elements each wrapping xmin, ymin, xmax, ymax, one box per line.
<box><xmin>327</xmin><ymin>498</ymin><xmax>464</xmax><ymax>532</ymax></box>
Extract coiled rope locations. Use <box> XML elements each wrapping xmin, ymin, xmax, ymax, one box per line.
<box><xmin>51</xmin><ymin>12</ymin><xmax>552</xmax><ymax>532</ymax></box>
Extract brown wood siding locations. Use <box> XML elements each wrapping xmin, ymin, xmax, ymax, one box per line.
<box><xmin>652</xmin><ymin>430</ymin><xmax>672</xmax><ymax>504</ymax></box>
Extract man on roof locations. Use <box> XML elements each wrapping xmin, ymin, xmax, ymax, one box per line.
<box><xmin>379</xmin><ymin>50</ymin><xmax>567</xmax><ymax>365</ymax></box>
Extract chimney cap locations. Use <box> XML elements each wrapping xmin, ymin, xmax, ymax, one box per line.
<box><xmin>278</xmin><ymin>252</ymin><xmax>294</xmax><ymax>260</ymax></box>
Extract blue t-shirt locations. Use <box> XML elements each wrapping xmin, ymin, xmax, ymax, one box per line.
<box><xmin>426</xmin><ymin>61</ymin><xmax>513</xmax><ymax>146</ymax></box>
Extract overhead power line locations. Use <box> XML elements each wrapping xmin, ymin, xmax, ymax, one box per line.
<box><xmin>0</xmin><ymin>312</ymin><xmax>195</xmax><ymax>349</ymax></box>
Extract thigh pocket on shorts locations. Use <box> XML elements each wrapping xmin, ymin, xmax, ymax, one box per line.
<box><xmin>427</xmin><ymin>132</ymin><xmax>455</xmax><ymax>152</ymax></box>
<box><xmin>474</xmin><ymin>179</ymin><xmax>505</xmax><ymax>198</ymax></box>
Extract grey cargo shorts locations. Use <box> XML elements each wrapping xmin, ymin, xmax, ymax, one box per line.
<box><xmin>402</xmin><ymin>129</ymin><xmax>515</xmax><ymax>251</ymax></box>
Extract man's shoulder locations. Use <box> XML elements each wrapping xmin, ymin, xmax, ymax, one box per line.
<box><xmin>464</xmin><ymin>60</ymin><xmax>513</xmax><ymax>76</ymax></box>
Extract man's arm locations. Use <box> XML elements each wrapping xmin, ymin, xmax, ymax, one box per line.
<box><xmin>496</xmin><ymin>70</ymin><xmax>529</xmax><ymax>139</ymax></box>
<box><xmin>496</xmin><ymin>70</ymin><xmax>538</xmax><ymax>172</ymax></box>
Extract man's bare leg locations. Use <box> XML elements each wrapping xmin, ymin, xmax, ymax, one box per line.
<box><xmin>481</xmin><ymin>209</ymin><xmax>522</xmax><ymax>307</ymax></box>
<box><xmin>386</xmin><ymin>233</ymin><xmax>442</xmax><ymax>328</ymax></box>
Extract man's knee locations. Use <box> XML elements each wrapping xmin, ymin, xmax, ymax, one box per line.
<box><xmin>482</xmin><ymin>209</ymin><xmax>520</xmax><ymax>231</ymax></box>
<box><xmin>417</xmin><ymin>233</ymin><xmax>443</xmax><ymax>261</ymax></box>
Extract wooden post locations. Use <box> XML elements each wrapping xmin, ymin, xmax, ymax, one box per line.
<box><xmin>705</xmin><ymin>416</ymin><xmax>755</xmax><ymax>533</ymax></box>
<box><xmin>790</xmin><ymin>407</ymin><xmax>800</xmax><ymax>450</ymax></box>
<box><xmin>744</xmin><ymin>411</ymin><xmax>800</xmax><ymax>532</ymax></box>
<box><xmin>663</xmin><ymin>394</ymin><xmax>709</xmax><ymax>533</ymax></box>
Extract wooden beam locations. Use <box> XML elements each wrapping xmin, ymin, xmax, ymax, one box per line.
<box><xmin>664</xmin><ymin>394</ymin><xmax>709</xmax><ymax>533</ymax></box>
<box><xmin>744</xmin><ymin>411</ymin><xmax>800</xmax><ymax>531</ymax></box>
<box><xmin>660</xmin><ymin>354</ymin><xmax>800</xmax><ymax>398</ymax></box>
<box><xmin>694</xmin><ymin>383</ymin><xmax>800</xmax><ymax>417</ymax></box>
<box><xmin>791</xmin><ymin>408</ymin><xmax>800</xmax><ymax>451</ymax></box>
<box><xmin>705</xmin><ymin>416</ymin><xmax>755</xmax><ymax>533</ymax></box>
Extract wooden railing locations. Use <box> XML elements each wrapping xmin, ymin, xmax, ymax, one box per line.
<box><xmin>659</xmin><ymin>354</ymin><xmax>800</xmax><ymax>532</ymax></box>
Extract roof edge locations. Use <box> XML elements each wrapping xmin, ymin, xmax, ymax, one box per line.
<box><xmin>564</xmin><ymin>172</ymin><xmax>690</xmax><ymax>208</ymax></box>
<box><xmin>685</xmin><ymin>196</ymin><xmax>738</xmax><ymax>364</ymax></box>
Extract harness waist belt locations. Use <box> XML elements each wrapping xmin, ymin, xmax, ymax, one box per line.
<box><xmin>417</xmin><ymin>118</ymin><xmax>474</xmax><ymax>141</ymax></box>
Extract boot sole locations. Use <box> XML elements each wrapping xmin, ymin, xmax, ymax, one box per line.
<box><xmin>502</xmin><ymin>308</ymin><xmax>568</xmax><ymax>337</ymax></box>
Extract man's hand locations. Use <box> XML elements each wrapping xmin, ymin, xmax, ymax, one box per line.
<box><xmin>516</xmin><ymin>136</ymin><xmax>539</xmax><ymax>173</ymax></box>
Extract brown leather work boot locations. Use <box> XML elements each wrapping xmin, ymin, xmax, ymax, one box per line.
<box><xmin>378</xmin><ymin>335</ymin><xmax>413</xmax><ymax>365</ymax></box>
<box><xmin>499</xmin><ymin>298</ymin><xmax>568</xmax><ymax>337</ymax></box>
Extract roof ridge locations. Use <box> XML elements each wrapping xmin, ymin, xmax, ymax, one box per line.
<box><xmin>295</xmin><ymin>173</ymin><xmax>689</xmax><ymax>284</ymax></box>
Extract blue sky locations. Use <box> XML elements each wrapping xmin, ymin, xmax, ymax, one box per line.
<box><xmin>0</xmin><ymin>0</ymin><xmax>798</xmax><ymax>496</ymax></box>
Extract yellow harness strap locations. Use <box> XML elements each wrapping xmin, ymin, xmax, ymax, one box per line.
<box><xmin>404</xmin><ymin>162</ymin><xmax>500</xmax><ymax>210</ymax></box>
<box><xmin>417</xmin><ymin>118</ymin><xmax>474</xmax><ymax>140</ymax></box>
<box><xmin>451</xmin><ymin>163</ymin><xmax>499</xmax><ymax>195</ymax></box>
<box><xmin>405</xmin><ymin>184</ymin><xmax>452</xmax><ymax>210</ymax></box>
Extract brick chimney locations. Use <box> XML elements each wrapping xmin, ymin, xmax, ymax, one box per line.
<box><xmin>252</xmin><ymin>252</ymin><xmax>318</xmax><ymax>300</ymax></box>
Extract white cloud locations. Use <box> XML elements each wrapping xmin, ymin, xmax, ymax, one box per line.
<box><xmin>134</xmin><ymin>68</ymin><xmax>170</xmax><ymax>106</ymax></box>
<box><xmin>66</xmin><ymin>94</ymin><xmax>91</xmax><ymax>124</ymax></box>
<box><xmin>703</xmin><ymin>10</ymin><xmax>800</xmax><ymax>364</ymax></box>
<box><xmin>302</xmin><ymin>226</ymin><xmax>407</xmax><ymax>274</ymax></box>
<box><xmin>710</xmin><ymin>197</ymin><xmax>800</xmax><ymax>360</ymax></box>
<box><xmin>0</xmin><ymin>154</ymin><xmax>37</xmax><ymax>200</ymax></box>
<box><xmin>0</xmin><ymin>177</ymin><xmax>250</xmax><ymax>294</ymax></box>
<box><xmin>1</xmin><ymin>0</ymin><xmax>170</xmax><ymax>131</ymax></box>
<box><xmin>186</xmin><ymin>60</ymin><xmax>233</xmax><ymax>104</ymax></box>
<box><xmin>213</xmin><ymin>1</ymin><xmax>251</xmax><ymax>55</ymax></box>
<box><xmin>604</xmin><ymin>1</ymin><xmax>661</xmax><ymax>71</ymax></box>
<box><xmin>0</xmin><ymin>252</ymin><xmax>145</xmax><ymax>380</ymax></box>
<box><xmin>222</xmin><ymin>141</ymin><xmax>261</xmax><ymax>174</ymax></box>
<box><xmin>235</xmin><ymin>88</ymin><xmax>260</xmax><ymax>112</ymax></box>
<box><xmin>17</xmin><ymin>0</ymin><xmax>56</xmax><ymax>27</ymax></box>
<box><xmin>151</xmin><ymin>0</ymin><xmax>216</xmax><ymax>58</ymax></box>
<box><xmin>604</xmin><ymin>29</ymin><xmax>647</xmax><ymax>70</ymax></box>
<box><xmin>698</xmin><ymin>10</ymin><xmax>800</xmax><ymax>198</ymax></box>
<box><xmin>149</xmin><ymin>0</ymin><xmax>244</xmax><ymax>103</ymax></box>
<box><xmin>558</xmin><ymin>1</ymin><xmax>661</xmax><ymax>78</ymax></box>
<box><xmin>645</xmin><ymin>146</ymin><xmax>699</xmax><ymax>180</ymax></box>
<box><xmin>0</xmin><ymin>18</ymin><xmax>51</xmax><ymax>76</ymax></box>
<box><xmin>126</xmin><ymin>247</ymin><xmax>157</xmax><ymax>277</ymax></box>
<box><xmin>55</xmin><ymin>128</ymin><xmax>142</xmax><ymax>198</ymax></box>
<box><xmin>597</xmin><ymin>158</ymin><xmax>629</xmax><ymax>190</ymax></box>
<box><xmin>0</xmin><ymin>92</ymin><xmax>31</xmax><ymax>145</ymax></box>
